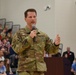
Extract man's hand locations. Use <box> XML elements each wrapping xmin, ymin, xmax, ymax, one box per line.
<box><xmin>54</xmin><ymin>34</ymin><xmax>60</xmax><ymax>45</ymax></box>
<box><xmin>29</xmin><ymin>30</ymin><xmax>37</xmax><ymax>38</ymax></box>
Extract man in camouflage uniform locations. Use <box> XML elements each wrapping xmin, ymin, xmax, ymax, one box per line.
<box><xmin>12</xmin><ymin>8</ymin><xmax>60</xmax><ymax>75</ymax></box>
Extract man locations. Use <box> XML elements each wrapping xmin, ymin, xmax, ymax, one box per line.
<box><xmin>12</xmin><ymin>8</ymin><xmax>60</xmax><ymax>75</ymax></box>
<box><xmin>63</xmin><ymin>47</ymin><xmax>75</xmax><ymax>65</ymax></box>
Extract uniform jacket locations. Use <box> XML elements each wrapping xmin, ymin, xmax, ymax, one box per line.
<box><xmin>12</xmin><ymin>26</ymin><xmax>59</xmax><ymax>72</ymax></box>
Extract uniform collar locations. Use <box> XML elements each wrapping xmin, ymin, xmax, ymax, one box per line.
<box><xmin>24</xmin><ymin>26</ymin><xmax>31</xmax><ymax>34</ymax></box>
<box><xmin>24</xmin><ymin>26</ymin><xmax>38</xmax><ymax>34</ymax></box>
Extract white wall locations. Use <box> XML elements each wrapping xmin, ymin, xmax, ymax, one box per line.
<box><xmin>0</xmin><ymin>0</ymin><xmax>55</xmax><ymax>39</ymax></box>
<box><xmin>55</xmin><ymin>0</ymin><xmax>76</xmax><ymax>55</ymax></box>
<box><xmin>0</xmin><ymin>0</ymin><xmax>76</xmax><ymax>56</ymax></box>
<box><xmin>0</xmin><ymin>0</ymin><xmax>2</xmax><ymax>15</ymax></box>
<box><xmin>0</xmin><ymin>0</ymin><xmax>5</xmax><ymax>18</ymax></box>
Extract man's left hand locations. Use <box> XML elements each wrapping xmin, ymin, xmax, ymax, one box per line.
<box><xmin>54</xmin><ymin>34</ymin><xmax>60</xmax><ymax>45</ymax></box>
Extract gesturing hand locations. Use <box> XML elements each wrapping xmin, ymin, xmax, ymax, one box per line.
<box><xmin>54</xmin><ymin>34</ymin><xmax>60</xmax><ymax>45</ymax></box>
<box><xmin>29</xmin><ymin>30</ymin><xmax>37</xmax><ymax>38</ymax></box>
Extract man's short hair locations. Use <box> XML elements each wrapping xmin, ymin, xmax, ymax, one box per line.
<box><xmin>24</xmin><ymin>8</ymin><xmax>37</xmax><ymax>18</ymax></box>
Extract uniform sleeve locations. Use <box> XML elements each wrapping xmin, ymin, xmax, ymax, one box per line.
<box><xmin>11</xmin><ymin>32</ymin><xmax>33</xmax><ymax>54</ymax></box>
<box><xmin>45</xmin><ymin>36</ymin><xmax>59</xmax><ymax>55</ymax></box>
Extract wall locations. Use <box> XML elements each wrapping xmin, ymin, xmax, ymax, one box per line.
<box><xmin>0</xmin><ymin>0</ymin><xmax>1</xmax><ymax>16</ymax></box>
<box><xmin>55</xmin><ymin>0</ymin><xmax>76</xmax><ymax>55</ymax></box>
<box><xmin>0</xmin><ymin>0</ymin><xmax>55</xmax><ymax>39</ymax></box>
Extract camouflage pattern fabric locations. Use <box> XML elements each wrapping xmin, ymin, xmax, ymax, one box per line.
<box><xmin>12</xmin><ymin>26</ymin><xmax>59</xmax><ymax>72</ymax></box>
<box><xmin>18</xmin><ymin>71</ymin><xmax>44</xmax><ymax>75</ymax></box>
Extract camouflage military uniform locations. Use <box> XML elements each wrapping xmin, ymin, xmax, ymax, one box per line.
<box><xmin>12</xmin><ymin>26</ymin><xmax>59</xmax><ymax>75</ymax></box>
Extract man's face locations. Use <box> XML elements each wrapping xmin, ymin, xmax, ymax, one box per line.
<box><xmin>67</xmin><ymin>47</ymin><xmax>70</xmax><ymax>52</ymax></box>
<box><xmin>25</xmin><ymin>12</ymin><xmax>37</xmax><ymax>26</ymax></box>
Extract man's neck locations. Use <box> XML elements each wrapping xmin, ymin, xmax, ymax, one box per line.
<box><xmin>26</xmin><ymin>25</ymin><xmax>32</xmax><ymax>30</ymax></box>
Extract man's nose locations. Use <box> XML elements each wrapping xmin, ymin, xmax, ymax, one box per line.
<box><xmin>32</xmin><ymin>17</ymin><xmax>35</xmax><ymax>19</ymax></box>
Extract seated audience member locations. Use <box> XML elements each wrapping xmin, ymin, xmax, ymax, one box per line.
<box><xmin>4</xmin><ymin>59</ymin><xmax>13</xmax><ymax>75</ymax></box>
<box><xmin>0</xmin><ymin>40</ymin><xmax>2</xmax><ymax>47</ymax></box>
<box><xmin>0</xmin><ymin>58</ymin><xmax>6</xmax><ymax>75</ymax></box>
<box><xmin>6</xmin><ymin>29</ymin><xmax>12</xmax><ymax>44</ymax></box>
<box><xmin>0</xmin><ymin>47</ymin><xmax>10</xmax><ymax>75</ymax></box>
<box><xmin>1</xmin><ymin>28</ymin><xmax>7</xmax><ymax>39</ymax></box>
<box><xmin>0</xmin><ymin>50</ymin><xmax>5</xmax><ymax>60</ymax></box>
<box><xmin>1</xmin><ymin>47</ymin><xmax>10</xmax><ymax>59</ymax></box>
<box><xmin>62</xmin><ymin>47</ymin><xmax>75</xmax><ymax>65</ymax></box>
<box><xmin>71</xmin><ymin>58</ymin><xmax>76</xmax><ymax>75</ymax></box>
<box><xmin>0</xmin><ymin>47</ymin><xmax>13</xmax><ymax>75</ymax></box>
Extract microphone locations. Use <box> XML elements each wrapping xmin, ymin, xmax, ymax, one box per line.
<box><xmin>32</xmin><ymin>24</ymin><xmax>37</xmax><ymax>42</ymax></box>
<box><xmin>32</xmin><ymin>24</ymin><xmax>36</xmax><ymax>30</ymax></box>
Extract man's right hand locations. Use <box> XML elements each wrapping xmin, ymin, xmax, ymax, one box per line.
<box><xmin>29</xmin><ymin>30</ymin><xmax>37</xmax><ymax>38</ymax></box>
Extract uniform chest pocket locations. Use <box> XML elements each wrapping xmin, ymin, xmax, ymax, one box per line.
<box><xmin>36</xmin><ymin>36</ymin><xmax>46</xmax><ymax>47</ymax></box>
<box><xmin>37</xmin><ymin>36</ymin><xmax>46</xmax><ymax>42</ymax></box>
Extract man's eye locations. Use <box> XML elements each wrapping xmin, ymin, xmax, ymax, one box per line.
<box><xmin>33</xmin><ymin>16</ymin><xmax>36</xmax><ymax>18</ymax></box>
<box><xmin>29</xmin><ymin>16</ymin><xmax>32</xmax><ymax>18</ymax></box>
